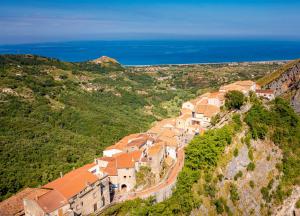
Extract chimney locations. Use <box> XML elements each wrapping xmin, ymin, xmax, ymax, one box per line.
<box><xmin>60</xmin><ymin>172</ymin><xmax>63</xmax><ymax>178</ymax></box>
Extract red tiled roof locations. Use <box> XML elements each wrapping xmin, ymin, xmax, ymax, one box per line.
<box><xmin>36</xmin><ymin>190</ymin><xmax>68</xmax><ymax>214</ymax></box>
<box><xmin>43</xmin><ymin>163</ymin><xmax>98</xmax><ymax>199</ymax></box>
<box><xmin>256</xmin><ymin>89</ymin><xmax>274</xmax><ymax>94</ymax></box>
<box><xmin>105</xmin><ymin>133</ymin><xmax>150</xmax><ymax>151</ymax></box>
<box><xmin>148</xmin><ymin>144</ymin><xmax>164</xmax><ymax>156</ymax></box>
<box><xmin>195</xmin><ymin>104</ymin><xmax>220</xmax><ymax>117</ymax></box>
<box><xmin>115</xmin><ymin>153</ymin><xmax>135</xmax><ymax>169</ymax></box>
<box><xmin>0</xmin><ymin>188</ymin><xmax>48</xmax><ymax>216</ymax></box>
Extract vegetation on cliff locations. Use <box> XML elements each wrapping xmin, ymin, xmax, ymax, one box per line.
<box><xmin>245</xmin><ymin>98</ymin><xmax>300</xmax><ymax>204</ymax></box>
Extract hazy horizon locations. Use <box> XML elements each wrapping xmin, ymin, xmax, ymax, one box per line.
<box><xmin>1</xmin><ymin>0</ymin><xmax>300</xmax><ymax>45</ymax></box>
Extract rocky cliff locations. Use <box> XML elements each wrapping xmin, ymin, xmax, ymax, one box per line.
<box><xmin>258</xmin><ymin>59</ymin><xmax>300</xmax><ymax>113</ymax></box>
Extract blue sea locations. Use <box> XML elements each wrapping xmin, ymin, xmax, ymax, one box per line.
<box><xmin>0</xmin><ymin>40</ymin><xmax>300</xmax><ymax>65</ymax></box>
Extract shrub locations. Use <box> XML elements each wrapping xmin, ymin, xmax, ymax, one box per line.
<box><xmin>234</xmin><ymin>171</ymin><xmax>243</xmax><ymax>180</ymax></box>
<box><xmin>225</xmin><ymin>90</ymin><xmax>245</xmax><ymax>110</ymax></box>
<box><xmin>247</xmin><ymin>162</ymin><xmax>255</xmax><ymax>171</ymax></box>
<box><xmin>230</xmin><ymin>183</ymin><xmax>240</xmax><ymax>203</ymax></box>
<box><xmin>233</xmin><ymin>148</ymin><xmax>239</xmax><ymax>157</ymax></box>
<box><xmin>296</xmin><ymin>198</ymin><xmax>300</xmax><ymax>209</ymax></box>
<box><xmin>248</xmin><ymin>148</ymin><xmax>254</xmax><ymax>161</ymax></box>
<box><xmin>249</xmin><ymin>180</ymin><xmax>255</xmax><ymax>188</ymax></box>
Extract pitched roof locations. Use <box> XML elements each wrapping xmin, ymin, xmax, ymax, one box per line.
<box><xmin>235</xmin><ymin>80</ymin><xmax>255</xmax><ymax>87</ymax></box>
<box><xmin>0</xmin><ymin>188</ymin><xmax>48</xmax><ymax>216</ymax></box>
<box><xmin>148</xmin><ymin>143</ymin><xmax>164</xmax><ymax>156</ymax></box>
<box><xmin>35</xmin><ymin>190</ymin><xmax>68</xmax><ymax>214</ymax></box>
<box><xmin>220</xmin><ymin>80</ymin><xmax>255</xmax><ymax>92</ymax></box>
<box><xmin>105</xmin><ymin>133</ymin><xmax>150</xmax><ymax>151</ymax></box>
<box><xmin>115</xmin><ymin>153</ymin><xmax>135</xmax><ymax>169</ymax></box>
<box><xmin>195</xmin><ymin>104</ymin><xmax>220</xmax><ymax>117</ymax></box>
<box><xmin>256</xmin><ymin>89</ymin><xmax>274</xmax><ymax>94</ymax></box>
<box><xmin>148</xmin><ymin>118</ymin><xmax>176</xmax><ymax>134</ymax></box>
<box><xmin>159</xmin><ymin>129</ymin><xmax>176</xmax><ymax>138</ymax></box>
<box><xmin>180</xmin><ymin>108</ymin><xmax>192</xmax><ymax>114</ymax></box>
<box><xmin>43</xmin><ymin>163</ymin><xmax>98</xmax><ymax>199</ymax></box>
<box><xmin>178</xmin><ymin>113</ymin><xmax>191</xmax><ymax>120</ymax></box>
<box><xmin>208</xmin><ymin>92</ymin><xmax>225</xmax><ymax>100</ymax></box>
<box><xmin>99</xmin><ymin>150</ymin><xmax>142</xmax><ymax>174</ymax></box>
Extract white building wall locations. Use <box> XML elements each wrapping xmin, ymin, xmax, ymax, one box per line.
<box><xmin>166</xmin><ymin>146</ymin><xmax>177</xmax><ymax>160</ymax></box>
<box><xmin>103</xmin><ymin>149</ymin><xmax>122</xmax><ymax>157</ymax></box>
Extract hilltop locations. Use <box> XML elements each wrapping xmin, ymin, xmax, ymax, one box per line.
<box><xmin>257</xmin><ymin>58</ymin><xmax>300</xmax><ymax>113</ymax></box>
<box><xmin>0</xmin><ymin>55</ymin><xmax>282</xmax><ymax>202</ymax></box>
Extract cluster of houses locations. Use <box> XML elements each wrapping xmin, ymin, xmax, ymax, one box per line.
<box><xmin>0</xmin><ymin>80</ymin><xmax>275</xmax><ymax>216</ymax></box>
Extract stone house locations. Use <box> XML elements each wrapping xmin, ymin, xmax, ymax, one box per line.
<box><xmin>23</xmin><ymin>163</ymin><xmax>110</xmax><ymax>216</ymax></box>
<box><xmin>220</xmin><ymin>80</ymin><xmax>257</xmax><ymax>95</ymax></box>
<box><xmin>147</xmin><ymin>143</ymin><xmax>165</xmax><ymax>181</ymax></box>
<box><xmin>97</xmin><ymin>151</ymin><xmax>142</xmax><ymax>193</ymax></box>
<box><xmin>103</xmin><ymin>133</ymin><xmax>153</xmax><ymax>157</ymax></box>
<box><xmin>192</xmin><ymin>104</ymin><xmax>220</xmax><ymax>128</ymax></box>
<box><xmin>176</xmin><ymin>113</ymin><xmax>191</xmax><ymax>131</ymax></box>
<box><xmin>255</xmin><ymin>89</ymin><xmax>275</xmax><ymax>100</ymax></box>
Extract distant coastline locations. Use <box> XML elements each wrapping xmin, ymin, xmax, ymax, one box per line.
<box><xmin>125</xmin><ymin>59</ymin><xmax>290</xmax><ymax>67</ymax></box>
<box><xmin>0</xmin><ymin>40</ymin><xmax>300</xmax><ymax>65</ymax></box>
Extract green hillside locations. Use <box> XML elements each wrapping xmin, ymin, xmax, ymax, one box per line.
<box><xmin>257</xmin><ymin>59</ymin><xmax>300</xmax><ymax>86</ymax></box>
<box><xmin>0</xmin><ymin>55</ymin><xmax>281</xmax><ymax>201</ymax></box>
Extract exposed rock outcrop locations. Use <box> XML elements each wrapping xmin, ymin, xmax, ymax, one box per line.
<box><xmin>91</xmin><ymin>56</ymin><xmax>120</xmax><ymax>65</ymax></box>
<box><xmin>264</xmin><ymin>60</ymin><xmax>300</xmax><ymax>113</ymax></box>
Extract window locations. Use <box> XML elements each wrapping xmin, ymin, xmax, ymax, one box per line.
<box><xmin>124</xmin><ymin>176</ymin><xmax>127</xmax><ymax>178</ymax></box>
<box><xmin>101</xmin><ymin>197</ymin><xmax>105</xmax><ymax>207</ymax></box>
<box><xmin>93</xmin><ymin>203</ymin><xmax>97</xmax><ymax>212</ymax></box>
<box><xmin>81</xmin><ymin>201</ymin><xmax>83</xmax><ymax>206</ymax></box>
<box><xmin>129</xmin><ymin>176</ymin><xmax>131</xmax><ymax>178</ymax></box>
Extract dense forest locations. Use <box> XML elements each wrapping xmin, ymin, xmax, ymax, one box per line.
<box><xmin>0</xmin><ymin>55</ymin><xmax>281</xmax><ymax>201</ymax></box>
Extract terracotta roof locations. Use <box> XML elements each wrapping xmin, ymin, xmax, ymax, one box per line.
<box><xmin>148</xmin><ymin>144</ymin><xmax>164</xmax><ymax>156</ymax></box>
<box><xmin>43</xmin><ymin>163</ymin><xmax>99</xmax><ymax>199</ymax></box>
<box><xmin>195</xmin><ymin>104</ymin><xmax>220</xmax><ymax>117</ymax></box>
<box><xmin>0</xmin><ymin>188</ymin><xmax>48</xmax><ymax>216</ymax></box>
<box><xmin>178</xmin><ymin>113</ymin><xmax>191</xmax><ymax>120</ymax></box>
<box><xmin>147</xmin><ymin>118</ymin><xmax>176</xmax><ymax>134</ymax></box>
<box><xmin>105</xmin><ymin>133</ymin><xmax>150</xmax><ymax>151</ymax></box>
<box><xmin>220</xmin><ymin>80</ymin><xmax>255</xmax><ymax>92</ymax></box>
<box><xmin>180</xmin><ymin>108</ymin><xmax>191</xmax><ymax>114</ymax></box>
<box><xmin>235</xmin><ymin>80</ymin><xmax>255</xmax><ymax>86</ymax></box>
<box><xmin>35</xmin><ymin>190</ymin><xmax>68</xmax><ymax>214</ymax></box>
<box><xmin>208</xmin><ymin>92</ymin><xmax>225</xmax><ymax>100</ymax></box>
<box><xmin>159</xmin><ymin>129</ymin><xmax>176</xmax><ymax>138</ymax></box>
<box><xmin>115</xmin><ymin>153</ymin><xmax>135</xmax><ymax>169</ymax></box>
<box><xmin>256</xmin><ymin>89</ymin><xmax>274</xmax><ymax>94</ymax></box>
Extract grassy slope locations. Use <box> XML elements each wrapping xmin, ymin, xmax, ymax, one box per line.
<box><xmin>0</xmin><ymin>55</ymin><xmax>281</xmax><ymax>201</ymax></box>
<box><xmin>257</xmin><ymin>59</ymin><xmax>300</xmax><ymax>86</ymax></box>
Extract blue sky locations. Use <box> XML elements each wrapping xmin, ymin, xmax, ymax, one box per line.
<box><xmin>1</xmin><ymin>0</ymin><xmax>300</xmax><ymax>44</ymax></box>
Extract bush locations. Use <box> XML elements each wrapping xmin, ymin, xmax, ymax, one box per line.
<box><xmin>234</xmin><ymin>171</ymin><xmax>243</xmax><ymax>180</ymax></box>
<box><xmin>230</xmin><ymin>183</ymin><xmax>240</xmax><ymax>203</ymax></box>
<box><xmin>249</xmin><ymin>180</ymin><xmax>255</xmax><ymax>188</ymax></box>
<box><xmin>225</xmin><ymin>90</ymin><xmax>245</xmax><ymax>110</ymax></box>
<box><xmin>248</xmin><ymin>148</ymin><xmax>254</xmax><ymax>161</ymax></box>
<box><xmin>247</xmin><ymin>162</ymin><xmax>255</xmax><ymax>171</ymax></box>
<box><xmin>233</xmin><ymin>148</ymin><xmax>239</xmax><ymax>157</ymax></box>
<box><xmin>296</xmin><ymin>198</ymin><xmax>300</xmax><ymax>209</ymax></box>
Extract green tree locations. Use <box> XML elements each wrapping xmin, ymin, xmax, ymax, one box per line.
<box><xmin>225</xmin><ymin>90</ymin><xmax>245</xmax><ymax>110</ymax></box>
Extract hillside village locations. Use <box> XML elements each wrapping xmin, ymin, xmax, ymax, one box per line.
<box><xmin>0</xmin><ymin>78</ymin><xmax>275</xmax><ymax>216</ymax></box>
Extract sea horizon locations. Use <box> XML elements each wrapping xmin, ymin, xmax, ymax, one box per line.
<box><xmin>0</xmin><ymin>39</ymin><xmax>300</xmax><ymax>65</ymax></box>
